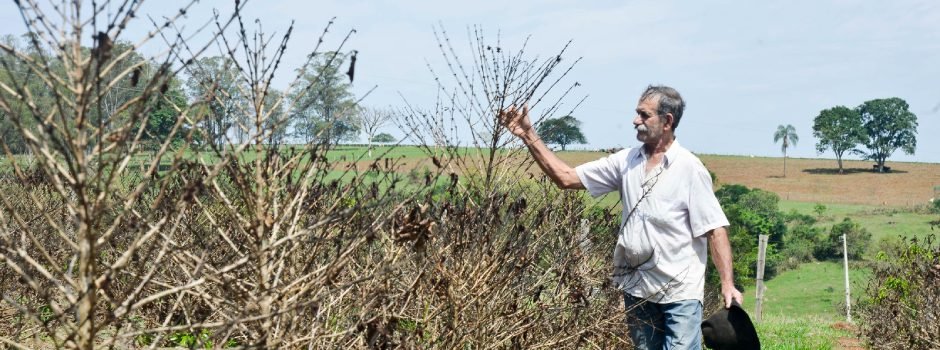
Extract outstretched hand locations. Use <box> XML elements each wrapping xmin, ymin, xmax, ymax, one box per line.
<box><xmin>498</xmin><ymin>104</ymin><xmax>534</xmax><ymax>140</ymax></box>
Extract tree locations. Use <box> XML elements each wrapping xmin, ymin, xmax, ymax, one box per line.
<box><xmin>289</xmin><ymin>51</ymin><xmax>360</xmax><ymax>144</ymax></box>
<box><xmin>856</xmin><ymin>97</ymin><xmax>918</xmax><ymax>173</ymax></box>
<box><xmin>813</xmin><ymin>106</ymin><xmax>865</xmax><ymax>174</ymax></box>
<box><xmin>260</xmin><ymin>88</ymin><xmax>290</xmax><ymax>145</ymax></box>
<box><xmin>359</xmin><ymin>107</ymin><xmax>393</xmax><ymax>156</ymax></box>
<box><xmin>773</xmin><ymin>124</ymin><xmax>799</xmax><ymax>177</ymax></box>
<box><xmin>1</xmin><ymin>35</ymin><xmax>146</xmax><ymax>154</ymax></box>
<box><xmin>94</xmin><ymin>41</ymin><xmax>148</xmax><ymax>136</ymax></box>
<box><xmin>142</xmin><ymin>76</ymin><xmax>190</xmax><ymax>146</ymax></box>
<box><xmin>0</xmin><ymin>34</ymin><xmax>65</xmax><ymax>154</ymax></box>
<box><xmin>186</xmin><ymin>56</ymin><xmax>247</xmax><ymax>147</ymax></box>
<box><xmin>0</xmin><ymin>34</ymin><xmax>37</xmax><ymax>154</ymax></box>
<box><xmin>371</xmin><ymin>132</ymin><xmax>396</xmax><ymax>143</ymax></box>
<box><xmin>536</xmin><ymin>115</ymin><xmax>586</xmax><ymax>151</ymax></box>
<box><xmin>820</xmin><ymin>218</ymin><xmax>871</xmax><ymax>260</ymax></box>
<box><xmin>714</xmin><ymin>184</ymin><xmax>788</xmax><ymax>285</ymax></box>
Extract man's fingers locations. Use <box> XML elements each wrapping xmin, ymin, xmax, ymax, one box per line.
<box><xmin>724</xmin><ymin>290</ymin><xmax>744</xmax><ymax>308</ymax></box>
<box><xmin>499</xmin><ymin>105</ymin><xmax>517</xmax><ymax>125</ymax></box>
<box><xmin>506</xmin><ymin>105</ymin><xmax>516</xmax><ymax>116</ymax></box>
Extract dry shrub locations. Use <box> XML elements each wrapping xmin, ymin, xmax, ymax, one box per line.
<box><xmin>0</xmin><ymin>1</ymin><xmax>630</xmax><ymax>349</ymax></box>
<box><xmin>378</xmin><ymin>25</ymin><xmax>630</xmax><ymax>347</ymax></box>
<box><xmin>859</xmin><ymin>235</ymin><xmax>940</xmax><ymax>349</ymax></box>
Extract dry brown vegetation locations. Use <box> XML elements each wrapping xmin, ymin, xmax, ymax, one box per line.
<box><xmin>4</xmin><ymin>1</ymin><xmax>932</xmax><ymax>348</ymax></box>
<box><xmin>0</xmin><ymin>2</ymin><xmax>634</xmax><ymax>348</ymax></box>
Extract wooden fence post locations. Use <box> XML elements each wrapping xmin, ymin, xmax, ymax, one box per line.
<box><xmin>754</xmin><ymin>234</ymin><xmax>768</xmax><ymax>322</ymax></box>
<box><xmin>843</xmin><ymin>234</ymin><xmax>852</xmax><ymax>323</ymax></box>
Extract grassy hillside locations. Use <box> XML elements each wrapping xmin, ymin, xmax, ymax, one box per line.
<box><xmin>747</xmin><ymin>261</ymin><xmax>870</xmax><ymax>319</ymax></box>
<box><xmin>780</xmin><ymin>200</ymin><xmax>936</xmax><ymax>243</ymax></box>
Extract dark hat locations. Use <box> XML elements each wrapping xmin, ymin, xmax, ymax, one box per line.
<box><xmin>701</xmin><ymin>301</ymin><xmax>760</xmax><ymax>350</ymax></box>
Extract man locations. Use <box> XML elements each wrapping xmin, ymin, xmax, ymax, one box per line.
<box><xmin>498</xmin><ymin>85</ymin><xmax>743</xmax><ymax>349</ymax></box>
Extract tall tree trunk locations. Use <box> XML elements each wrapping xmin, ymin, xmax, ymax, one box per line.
<box><xmin>837</xmin><ymin>157</ymin><xmax>844</xmax><ymax>174</ymax></box>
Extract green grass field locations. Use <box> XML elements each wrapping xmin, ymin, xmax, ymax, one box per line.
<box><xmin>746</xmin><ymin>261</ymin><xmax>870</xmax><ymax>320</ymax></box>
<box><xmin>754</xmin><ymin>314</ymin><xmax>856</xmax><ymax>350</ymax></box>
<box><xmin>326</xmin><ymin>145</ymin><xmax>432</xmax><ymax>161</ymax></box>
<box><xmin>740</xmin><ymin>261</ymin><xmax>870</xmax><ymax>349</ymax></box>
<box><xmin>780</xmin><ymin>200</ymin><xmax>936</xmax><ymax>243</ymax></box>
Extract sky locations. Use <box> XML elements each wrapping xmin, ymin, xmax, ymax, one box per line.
<box><xmin>2</xmin><ymin>0</ymin><xmax>939</xmax><ymax>163</ymax></box>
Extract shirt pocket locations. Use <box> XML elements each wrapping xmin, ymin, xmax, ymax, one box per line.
<box><xmin>643</xmin><ymin>189</ymin><xmax>681</xmax><ymax>228</ymax></box>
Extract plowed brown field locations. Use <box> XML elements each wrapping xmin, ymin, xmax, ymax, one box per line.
<box><xmin>350</xmin><ymin>149</ymin><xmax>940</xmax><ymax>207</ymax></box>
<box><xmin>557</xmin><ymin>152</ymin><xmax>940</xmax><ymax>207</ymax></box>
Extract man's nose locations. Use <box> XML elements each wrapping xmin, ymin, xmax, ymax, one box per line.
<box><xmin>633</xmin><ymin>114</ymin><xmax>643</xmax><ymax>126</ymax></box>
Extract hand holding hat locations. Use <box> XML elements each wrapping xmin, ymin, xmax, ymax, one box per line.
<box><xmin>701</xmin><ymin>300</ymin><xmax>760</xmax><ymax>350</ymax></box>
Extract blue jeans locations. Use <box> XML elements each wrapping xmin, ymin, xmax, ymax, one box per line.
<box><xmin>624</xmin><ymin>293</ymin><xmax>703</xmax><ymax>350</ymax></box>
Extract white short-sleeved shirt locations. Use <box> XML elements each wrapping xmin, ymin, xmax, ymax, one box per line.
<box><xmin>575</xmin><ymin>140</ymin><xmax>729</xmax><ymax>303</ymax></box>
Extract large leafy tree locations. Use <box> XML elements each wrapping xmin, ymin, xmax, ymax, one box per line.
<box><xmin>186</xmin><ymin>56</ymin><xmax>247</xmax><ymax>147</ymax></box>
<box><xmin>536</xmin><ymin>115</ymin><xmax>586</xmax><ymax>151</ymax></box>
<box><xmin>289</xmin><ymin>51</ymin><xmax>360</xmax><ymax>144</ymax></box>
<box><xmin>94</xmin><ymin>41</ymin><xmax>147</xmax><ymax>135</ymax></box>
<box><xmin>2</xmin><ymin>35</ymin><xmax>156</xmax><ymax>153</ymax></box>
<box><xmin>142</xmin><ymin>76</ymin><xmax>189</xmax><ymax>146</ymax></box>
<box><xmin>856</xmin><ymin>97</ymin><xmax>918</xmax><ymax>173</ymax></box>
<box><xmin>812</xmin><ymin>106</ymin><xmax>865</xmax><ymax>174</ymax></box>
<box><xmin>0</xmin><ymin>34</ymin><xmax>37</xmax><ymax>154</ymax></box>
<box><xmin>773</xmin><ymin>124</ymin><xmax>799</xmax><ymax>177</ymax></box>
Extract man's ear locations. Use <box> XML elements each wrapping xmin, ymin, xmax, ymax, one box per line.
<box><xmin>663</xmin><ymin>113</ymin><xmax>674</xmax><ymax>130</ymax></box>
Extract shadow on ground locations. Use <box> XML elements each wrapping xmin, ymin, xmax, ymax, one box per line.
<box><xmin>801</xmin><ymin>168</ymin><xmax>909</xmax><ymax>175</ymax></box>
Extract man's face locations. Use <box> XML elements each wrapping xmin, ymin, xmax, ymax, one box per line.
<box><xmin>633</xmin><ymin>97</ymin><xmax>671</xmax><ymax>144</ymax></box>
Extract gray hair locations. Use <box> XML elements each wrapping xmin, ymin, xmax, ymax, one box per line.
<box><xmin>640</xmin><ymin>85</ymin><xmax>685</xmax><ymax>130</ymax></box>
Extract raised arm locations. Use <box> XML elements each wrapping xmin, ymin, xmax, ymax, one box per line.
<box><xmin>499</xmin><ymin>104</ymin><xmax>584</xmax><ymax>190</ymax></box>
<box><xmin>707</xmin><ymin>226</ymin><xmax>744</xmax><ymax>308</ymax></box>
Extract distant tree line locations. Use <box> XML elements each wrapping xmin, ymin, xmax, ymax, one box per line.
<box><xmin>0</xmin><ymin>34</ymin><xmax>396</xmax><ymax>153</ymax></box>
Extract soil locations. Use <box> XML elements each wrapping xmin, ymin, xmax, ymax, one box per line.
<box><xmin>836</xmin><ymin>337</ymin><xmax>865</xmax><ymax>350</ymax></box>
<box><xmin>699</xmin><ymin>156</ymin><xmax>940</xmax><ymax>207</ymax></box>
<box><xmin>348</xmin><ymin>150</ymin><xmax>940</xmax><ymax>207</ymax></box>
<box><xmin>832</xmin><ymin>321</ymin><xmax>864</xmax><ymax>350</ymax></box>
<box><xmin>560</xmin><ymin>152</ymin><xmax>940</xmax><ymax>207</ymax></box>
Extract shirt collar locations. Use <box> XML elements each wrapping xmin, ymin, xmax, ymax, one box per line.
<box><xmin>632</xmin><ymin>139</ymin><xmax>682</xmax><ymax>168</ymax></box>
